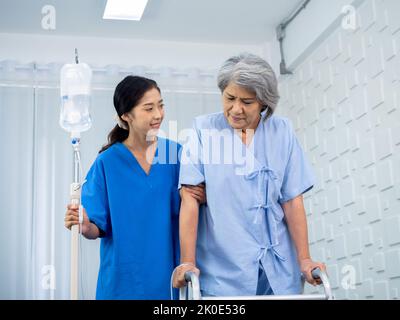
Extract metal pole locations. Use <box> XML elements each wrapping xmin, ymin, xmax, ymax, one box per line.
<box><xmin>70</xmin><ymin>134</ymin><xmax>81</xmax><ymax>300</ymax></box>
<box><xmin>276</xmin><ymin>0</ymin><xmax>312</xmax><ymax>75</ymax></box>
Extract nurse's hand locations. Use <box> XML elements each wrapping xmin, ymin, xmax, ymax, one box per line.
<box><xmin>300</xmin><ymin>258</ymin><xmax>327</xmax><ymax>286</ymax></box>
<box><xmin>182</xmin><ymin>184</ymin><xmax>207</xmax><ymax>205</ymax></box>
<box><xmin>64</xmin><ymin>204</ymin><xmax>90</xmax><ymax>234</ymax></box>
<box><xmin>172</xmin><ymin>263</ymin><xmax>200</xmax><ymax>288</ymax></box>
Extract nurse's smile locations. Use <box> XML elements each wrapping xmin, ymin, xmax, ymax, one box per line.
<box><xmin>150</xmin><ymin>122</ymin><xmax>161</xmax><ymax>129</ymax></box>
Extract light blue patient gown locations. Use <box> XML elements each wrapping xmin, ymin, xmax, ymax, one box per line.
<box><xmin>179</xmin><ymin>112</ymin><xmax>315</xmax><ymax>296</ymax></box>
<box><xmin>82</xmin><ymin>138</ymin><xmax>181</xmax><ymax>299</ymax></box>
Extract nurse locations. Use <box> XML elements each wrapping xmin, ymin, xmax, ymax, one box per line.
<box><xmin>64</xmin><ymin>75</ymin><xmax>205</xmax><ymax>299</ymax></box>
<box><xmin>173</xmin><ymin>53</ymin><xmax>326</xmax><ymax>296</ymax></box>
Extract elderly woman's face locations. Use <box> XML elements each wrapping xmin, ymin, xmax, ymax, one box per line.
<box><xmin>222</xmin><ymin>82</ymin><xmax>263</xmax><ymax>131</ymax></box>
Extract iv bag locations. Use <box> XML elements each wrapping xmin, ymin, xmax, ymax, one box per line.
<box><xmin>60</xmin><ymin>63</ymin><xmax>93</xmax><ymax>133</ymax></box>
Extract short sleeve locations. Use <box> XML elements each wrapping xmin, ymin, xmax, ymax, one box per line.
<box><xmin>178</xmin><ymin>119</ymin><xmax>205</xmax><ymax>188</ymax></box>
<box><xmin>81</xmin><ymin>158</ymin><xmax>111</xmax><ymax>237</ymax></box>
<box><xmin>279</xmin><ymin>120</ymin><xmax>315</xmax><ymax>204</ymax></box>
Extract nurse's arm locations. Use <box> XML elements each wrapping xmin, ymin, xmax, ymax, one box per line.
<box><xmin>179</xmin><ymin>186</ymin><xmax>200</xmax><ymax>265</ymax></box>
<box><xmin>82</xmin><ymin>221</ymin><xmax>102</xmax><ymax>240</ymax></box>
<box><xmin>281</xmin><ymin>195</ymin><xmax>326</xmax><ymax>285</ymax></box>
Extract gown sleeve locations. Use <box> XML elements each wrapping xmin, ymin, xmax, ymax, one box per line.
<box><xmin>178</xmin><ymin>119</ymin><xmax>205</xmax><ymax>188</ymax></box>
<box><xmin>81</xmin><ymin>157</ymin><xmax>111</xmax><ymax>237</ymax></box>
<box><xmin>279</xmin><ymin>119</ymin><xmax>315</xmax><ymax>204</ymax></box>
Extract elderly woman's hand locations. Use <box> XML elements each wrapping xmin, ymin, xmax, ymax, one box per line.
<box><xmin>172</xmin><ymin>263</ymin><xmax>200</xmax><ymax>288</ymax></box>
<box><xmin>299</xmin><ymin>258</ymin><xmax>327</xmax><ymax>286</ymax></box>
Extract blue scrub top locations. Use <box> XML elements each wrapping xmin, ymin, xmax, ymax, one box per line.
<box><xmin>82</xmin><ymin>138</ymin><xmax>181</xmax><ymax>299</ymax></box>
<box><xmin>179</xmin><ymin>112</ymin><xmax>315</xmax><ymax>296</ymax></box>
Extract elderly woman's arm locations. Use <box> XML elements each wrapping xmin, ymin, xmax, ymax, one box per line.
<box><xmin>172</xmin><ymin>186</ymin><xmax>201</xmax><ymax>288</ymax></box>
<box><xmin>180</xmin><ymin>187</ymin><xmax>200</xmax><ymax>264</ymax></box>
<box><xmin>281</xmin><ymin>194</ymin><xmax>326</xmax><ymax>286</ymax></box>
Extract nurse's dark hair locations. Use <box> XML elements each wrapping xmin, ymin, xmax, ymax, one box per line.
<box><xmin>99</xmin><ymin>75</ymin><xmax>160</xmax><ymax>154</ymax></box>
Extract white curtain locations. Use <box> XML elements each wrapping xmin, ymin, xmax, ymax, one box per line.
<box><xmin>0</xmin><ymin>60</ymin><xmax>220</xmax><ymax>299</ymax></box>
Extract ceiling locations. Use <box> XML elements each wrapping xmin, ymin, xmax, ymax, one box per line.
<box><xmin>0</xmin><ymin>0</ymin><xmax>304</xmax><ymax>44</ymax></box>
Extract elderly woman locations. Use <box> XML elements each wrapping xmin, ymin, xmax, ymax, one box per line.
<box><xmin>173</xmin><ymin>53</ymin><xmax>326</xmax><ymax>297</ymax></box>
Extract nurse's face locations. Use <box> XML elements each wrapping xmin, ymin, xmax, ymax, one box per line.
<box><xmin>222</xmin><ymin>82</ymin><xmax>263</xmax><ymax>131</ymax></box>
<box><xmin>122</xmin><ymin>87</ymin><xmax>164</xmax><ymax>138</ymax></box>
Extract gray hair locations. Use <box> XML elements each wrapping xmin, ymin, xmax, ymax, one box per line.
<box><xmin>217</xmin><ymin>53</ymin><xmax>280</xmax><ymax>119</ymax></box>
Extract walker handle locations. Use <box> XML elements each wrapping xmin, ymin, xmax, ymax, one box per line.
<box><xmin>311</xmin><ymin>268</ymin><xmax>321</xmax><ymax>279</ymax></box>
<box><xmin>184</xmin><ymin>272</ymin><xmax>193</xmax><ymax>282</ymax></box>
<box><xmin>179</xmin><ymin>271</ymin><xmax>201</xmax><ymax>300</ymax></box>
<box><xmin>310</xmin><ymin>268</ymin><xmax>334</xmax><ymax>300</ymax></box>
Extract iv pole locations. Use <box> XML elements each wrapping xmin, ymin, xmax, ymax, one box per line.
<box><xmin>60</xmin><ymin>48</ymin><xmax>92</xmax><ymax>300</ymax></box>
<box><xmin>69</xmin><ymin>48</ymin><xmax>82</xmax><ymax>300</ymax></box>
<box><xmin>70</xmin><ymin>135</ymin><xmax>81</xmax><ymax>300</ymax></box>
